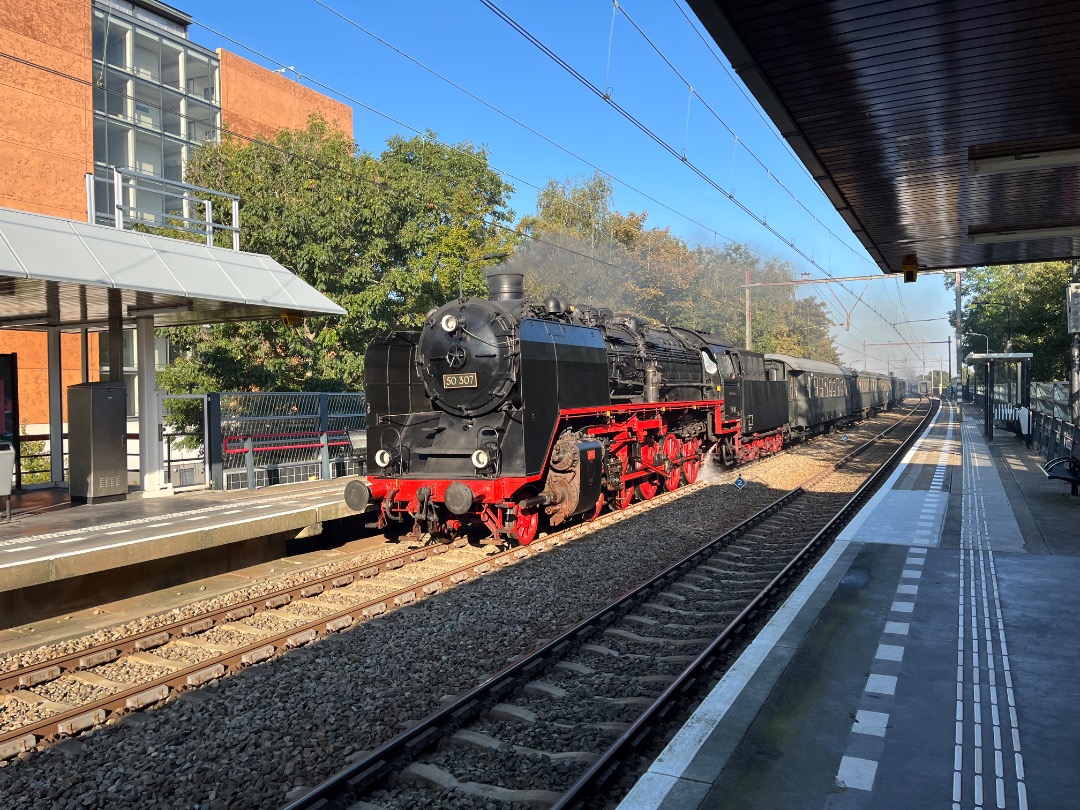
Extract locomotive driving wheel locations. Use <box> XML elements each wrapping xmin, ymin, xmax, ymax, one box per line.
<box><xmin>682</xmin><ymin>438</ymin><xmax>702</xmax><ymax>484</ymax></box>
<box><xmin>636</xmin><ymin>441</ymin><xmax>660</xmax><ymax>500</ymax></box>
<box><xmin>510</xmin><ymin>499</ymin><xmax>540</xmax><ymax>545</ymax></box>
<box><xmin>662</xmin><ymin>434</ymin><xmax>683</xmax><ymax>492</ymax></box>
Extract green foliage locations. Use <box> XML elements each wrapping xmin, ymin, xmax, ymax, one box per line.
<box><xmin>157</xmin><ymin>116</ymin><xmax>517</xmax><ymax>398</ymax></box>
<box><xmin>18</xmin><ymin>428</ymin><xmax>49</xmax><ymax>485</ymax></box>
<box><xmin>949</xmin><ymin>262</ymin><xmax>1072</xmax><ymax>379</ymax></box>
<box><xmin>519</xmin><ymin>172</ymin><xmax>838</xmax><ymax>361</ymax></box>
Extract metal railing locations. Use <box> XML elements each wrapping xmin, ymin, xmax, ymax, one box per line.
<box><xmin>1031</xmin><ymin>412</ymin><xmax>1077</xmax><ymax>462</ymax></box>
<box><xmin>17</xmin><ymin>432</ymin><xmax>140</xmax><ymax>489</ymax></box>
<box><xmin>1030</xmin><ymin>381</ymin><xmax>1070</xmax><ymax>419</ymax></box>
<box><xmin>86</xmin><ymin>167</ymin><xmax>240</xmax><ymax>250</ymax></box>
<box><xmin>208</xmin><ymin>392</ymin><xmax>366</xmax><ymax>491</ymax></box>
<box><xmin>12</xmin><ymin>392</ymin><xmax>368</xmax><ymax>493</ymax></box>
<box><xmin>162</xmin><ymin>394</ymin><xmax>210</xmax><ymax>490</ymax></box>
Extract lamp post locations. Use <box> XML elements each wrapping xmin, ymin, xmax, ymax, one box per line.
<box><xmin>966</xmin><ymin>332</ymin><xmax>990</xmax><ymax>354</ymax></box>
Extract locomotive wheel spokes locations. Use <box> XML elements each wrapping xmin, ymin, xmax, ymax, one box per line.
<box><xmin>682</xmin><ymin>438</ymin><xmax>702</xmax><ymax>484</ymax></box>
<box><xmin>636</xmin><ymin>442</ymin><xmax>659</xmax><ymax>500</ymax></box>
<box><xmin>663</xmin><ymin>434</ymin><xmax>683</xmax><ymax>491</ymax></box>
<box><xmin>510</xmin><ymin>501</ymin><xmax>540</xmax><ymax>545</ymax></box>
<box><xmin>614</xmin><ymin>486</ymin><xmax>634</xmax><ymax>509</ymax></box>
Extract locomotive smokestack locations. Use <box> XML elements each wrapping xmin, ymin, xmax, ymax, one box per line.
<box><xmin>484</xmin><ymin>267</ymin><xmax>525</xmax><ymax>302</ymax></box>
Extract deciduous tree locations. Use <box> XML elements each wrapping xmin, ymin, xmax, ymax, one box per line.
<box><xmin>158</xmin><ymin>117</ymin><xmax>517</xmax><ymax>396</ymax></box>
<box><xmin>949</xmin><ymin>262</ymin><xmax>1072</xmax><ymax>380</ymax></box>
<box><xmin>518</xmin><ymin>172</ymin><xmax>838</xmax><ymax>359</ymax></box>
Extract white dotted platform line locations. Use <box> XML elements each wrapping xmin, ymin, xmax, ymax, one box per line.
<box><xmin>834</xmin><ymin>408</ymin><xmax>957</xmax><ymax>794</ymax></box>
<box><xmin>835</xmin><ymin>546</ymin><xmax>927</xmax><ymax>792</ymax></box>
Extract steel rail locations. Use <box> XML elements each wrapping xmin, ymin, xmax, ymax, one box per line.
<box><xmin>0</xmin><ymin>465</ymin><xmax>730</xmax><ymax>757</ymax></box>
<box><xmin>282</xmin><ymin>401</ymin><xmax>931</xmax><ymax>810</ymax></box>
<box><xmin>0</xmin><ymin>543</ymin><xmax>455</xmax><ymax>695</ymax></box>
<box><xmin>280</xmin><ymin>490</ymin><xmax>806</xmax><ymax>810</ymax></box>
<box><xmin>5</xmin><ymin>401</ymin><xmax>916</xmax><ymax>697</ymax></box>
<box><xmin>553</xmin><ymin>399</ymin><xmax>936</xmax><ymax>808</ymax></box>
<box><xmin>0</xmin><ymin>539</ymin><xmax>555</xmax><ymax>757</ymax></box>
<box><xmin>0</xmin><ymin>404</ymin><xmax>918</xmax><ymax>763</ymax></box>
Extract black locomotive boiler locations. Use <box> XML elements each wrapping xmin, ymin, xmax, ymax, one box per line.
<box><xmin>351</xmin><ymin>270</ymin><xmax>778</xmax><ymax>543</ymax></box>
<box><xmin>345</xmin><ymin>269</ymin><xmax>903</xmax><ymax>544</ymax></box>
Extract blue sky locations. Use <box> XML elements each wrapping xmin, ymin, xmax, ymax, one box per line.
<box><xmin>180</xmin><ymin>0</ymin><xmax>958</xmax><ymax>378</ymax></box>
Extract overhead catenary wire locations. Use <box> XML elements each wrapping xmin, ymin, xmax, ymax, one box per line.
<box><xmin>666</xmin><ymin>0</ymin><xmax>817</xmax><ymax>185</ymax></box>
<box><xmin>78</xmin><ymin>0</ymin><xmax>918</xmax><ymax>350</ymax></box>
<box><xmin>22</xmin><ymin>4</ymin><xmax>920</xmax><ymax>365</ymax></box>
<box><xmin>198</xmin><ymin>1</ymin><xmax>881</xmax><ymax>350</ymax></box>
<box><xmin>607</xmin><ymin>2</ymin><xmax>923</xmax><ymax>362</ymax></box>
<box><xmin>202</xmin><ymin>0</ymin><xmax>917</xmax><ymax>362</ymax></box>
<box><xmin>0</xmin><ymin>50</ymin><xmax>643</xmax><ymax>281</ymax></box>
<box><xmin>303</xmin><ymin>0</ymin><xmax>775</xmax><ymax>266</ymax></box>
<box><xmin>6</xmin><ymin>45</ymin><xmax>898</xmax><ymax>368</ymax></box>
<box><xmin>669</xmin><ymin>0</ymin><xmax>943</xmax><ymax>363</ymax></box>
<box><xmin>477</xmin><ymin>0</ymin><xmax>922</xmax><ymax>364</ymax></box>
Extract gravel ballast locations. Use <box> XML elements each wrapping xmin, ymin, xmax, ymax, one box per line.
<box><xmin>0</xmin><ymin>412</ymin><xmax>910</xmax><ymax>808</ymax></box>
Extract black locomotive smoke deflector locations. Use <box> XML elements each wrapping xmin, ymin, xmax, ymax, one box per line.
<box><xmin>484</xmin><ymin>267</ymin><xmax>524</xmax><ymax>301</ymax></box>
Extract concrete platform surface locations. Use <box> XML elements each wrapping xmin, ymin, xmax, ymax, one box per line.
<box><xmin>0</xmin><ymin>478</ymin><xmax>363</xmax><ymax>594</ymax></box>
<box><xmin>622</xmin><ymin>402</ymin><xmax>1080</xmax><ymax>809</ymax></box>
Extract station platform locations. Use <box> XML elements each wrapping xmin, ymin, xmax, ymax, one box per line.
<box><xmin>0</xmin><ymin>479</ymin><xmax>364</xmax><ymax>627</ymax></box>
<box><xmin>622</xmin><ymin>401</ymin><xmax>1080</xmax><ymax>809</ymax></box>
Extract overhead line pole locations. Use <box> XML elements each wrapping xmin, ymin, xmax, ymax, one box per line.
<box><xmin>741</xmin><ymin>269</ymin><xmax>967</xmax><ymax>364</ymax></box>
<box><xmin>745</xmin><ymin>269</ymin><xmax>752</xmax><ymax>350</ymax></box>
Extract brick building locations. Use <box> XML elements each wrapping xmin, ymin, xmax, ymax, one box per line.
<box><xmin>0</xmin><ymin>0</ymin><xmax>352</xmax><ymax>429</ymax></box>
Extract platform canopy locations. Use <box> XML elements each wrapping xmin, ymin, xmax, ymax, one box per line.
<box><xmin>0</xmin><ymin>207</ymin><xmax>346</xmax><ymax>329</ymax></box>
<box><xmin>964</xmin><ymin>353</ymin><xmax>1033</xmax><ymax>365</ymax></box>
<box><xmin>689</xmin><ymin>1</ymin><xmax>1080</xmax><ymax>275</ymax></box>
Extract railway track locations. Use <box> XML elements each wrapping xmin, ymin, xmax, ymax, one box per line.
<box><xmin>0</xmin><ymin>403</ymin><xmax>924</xmax><ymax>770</ymax></box>
<box><xmin>0</xmin><ymin>452</ymin><xmax>732</xmax><ymax>758</ymax></box>
<box><xmin>282</xmin><ymin>399</ymin><xmax>934</xmax><ymax>809</ymax></box>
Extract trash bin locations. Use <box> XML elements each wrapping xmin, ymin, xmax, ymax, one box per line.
<box><xmin>0</xmin><ymin>441</ymin><xmax>15</xmax><ymax>520</ymax></box>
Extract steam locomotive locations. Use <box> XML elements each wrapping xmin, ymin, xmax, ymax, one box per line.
<box><xmin>344</xmin><ymin>269</ymin><xmax>904</xmax><ymax>544</ymax></box>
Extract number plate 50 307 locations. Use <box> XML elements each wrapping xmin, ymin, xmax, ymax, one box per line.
<box><xmin>443</xmin><ymin>373</ymin><xmax>478</xmax><ymax>388</ymax></box>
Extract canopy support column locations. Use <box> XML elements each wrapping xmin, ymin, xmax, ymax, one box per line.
<box><xmin>47</xmin><ymin>327</ymin><xmax>64</xmax><ymax>484</ymax></box>
<box><xmin>136</xmin><ymin>316</ymin><xmax>166</xmax><ymax>494</ymax></box>
<box><xmin>107</xmin><ymin>289</ymin><xmax>123</xmax><ymax>383</ymax></box>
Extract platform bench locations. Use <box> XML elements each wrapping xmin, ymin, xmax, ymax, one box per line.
<box><xmin>1042</xmin><ymin>444</ymin><xmax>1080</xmax><ymax>496</ymax></box>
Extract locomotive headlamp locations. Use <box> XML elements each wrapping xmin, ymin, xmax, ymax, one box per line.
<box><xmin>470</xmin><ymin>448</ymin><xmax>491</xmax><ymax>469</ymax></box>
<box><xmin>374</xmin><ymin>449</ymin><xmax>393</xmax><ymax>469</ymax></box>
<box><xmin>441</xmin><ymin>313</ymin><xmax>459</xmax><ymax>333</ymax></box>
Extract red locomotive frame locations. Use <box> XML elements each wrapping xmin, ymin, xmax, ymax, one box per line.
<box><xmin>365</xmin><ymin>396</ymin><xmax>785</xmax><ymax>545</ymax></box>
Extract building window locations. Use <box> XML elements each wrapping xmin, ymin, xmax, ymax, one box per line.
<box><xmin>91</xmin><ymin>3</ymin><xmax>221</xmax><ymax>227</ymax></box>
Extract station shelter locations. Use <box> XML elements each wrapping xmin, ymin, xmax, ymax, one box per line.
<box><xmin>0</xmin><ymin>205</ymin><xmax>346</xmax><ymax>502</ymax></box>
<box><xmin>963</xmin><ymin>352</ymin><xmax>1033</xmax><ymax>441</ymax></box>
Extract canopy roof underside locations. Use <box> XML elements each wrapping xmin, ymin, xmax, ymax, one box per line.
<box><xmin>689</xmin><ymin>0</ymin><xmax>1080</xmax><ymax>274</ymax></box>
<box><xmin>0</xmin><ymin>207</ymin><xmax>346</xmax><ymax>329</ymax></box>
